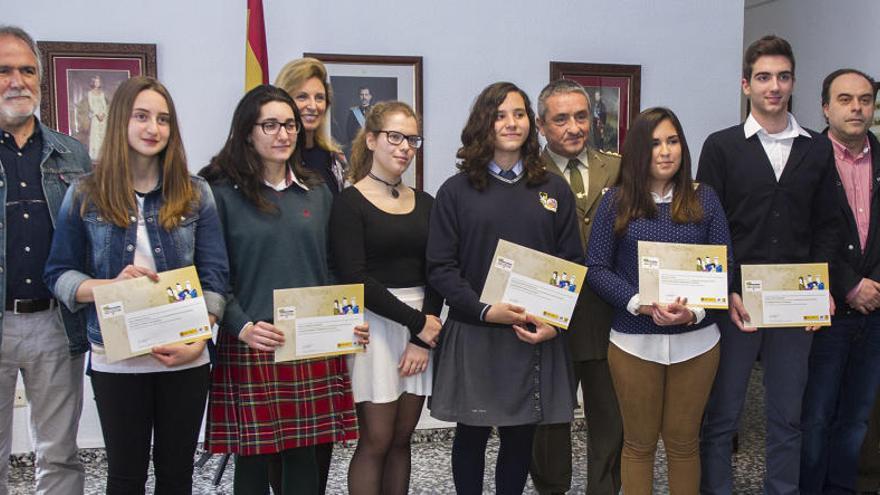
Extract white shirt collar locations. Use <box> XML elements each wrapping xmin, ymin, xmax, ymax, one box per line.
<box><xmin>650</xmin><ymin>185</ymin><xmax>674</xmax><ymax>204</ymax></box>
<box><xmin>545</xmin><ymin>146</ymin><xmax>590</xmax><ymax>173</ymax></box>
<box><xmin>264</xmin><ymin>166</ymin><xmax>309</xmax><ymax>192</ymax></box>
<box><xmin>743</xmin><ymin>113</ymin><xmax>810</xmax><ymax>140</ymax></box>
<box><xmin>488</xmin><ymin>160</ymin><xmax>524</xmax><ymax>177</ymax></box>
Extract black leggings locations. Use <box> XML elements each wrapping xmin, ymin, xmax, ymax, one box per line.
<box><xmin>235</xmin><ymin>447</ymin><xmax>318</xmax><ymax>495</ymax></box>
<box><xmin>451</xmin><ymin>423</ymin><xmax>536</xmax><ymax>495</ymax></box>
<box><xmin>91</xmin><ymin>364</ymin><xmax>210</xmax><ymax>495</ymax></box>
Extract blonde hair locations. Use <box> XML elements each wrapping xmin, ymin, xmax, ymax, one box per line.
<box><xmin>349</xmin><ymin>101</ymin><xmax>420</xmax><ymax>183</ymax></box>
<box><xmin>274</xmin><ymin>57</ymin><xmax>340</xmax><ymax>153</ymax></box>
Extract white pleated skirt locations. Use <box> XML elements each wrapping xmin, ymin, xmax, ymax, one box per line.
<box><xmin>348</xmin><ymin>286</ymin><xmax>433</xmax><ymax>403</ymax></box>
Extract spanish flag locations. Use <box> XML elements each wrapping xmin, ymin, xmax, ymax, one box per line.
<box><xmin>245</xmin><ymin>0</ymin><xmax>268</xmax><ymax>91</ymax></box>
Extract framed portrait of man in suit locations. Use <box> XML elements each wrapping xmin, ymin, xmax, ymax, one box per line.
<box><xmin>304</xmin><ymin>53</ymin><xmax>424</xmax><ymax>189</ymax></box>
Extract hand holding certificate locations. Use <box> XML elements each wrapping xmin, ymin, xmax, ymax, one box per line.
<box><xmin>741</xmin><ymin>263</ymin><xmax>831</xmax><ymax>328</ymax></box>
<box><xmin>480</xmin><ymin>239</ymin><xmax>586</xmax><ymax>330</ymax></box>
<box><xmin>638</xmin><ymin>241</ymin><xmax>729</xmax><ymax>309</ymax></box>
<box><xmin>91</xmin><ymin>266</ymin><xmax>213</xmax><ymax>363</ymax></box>
<box><xmin>273</xmin><ymin>284</ymin><xmax>366</xmax><ymax>362</ymax></box>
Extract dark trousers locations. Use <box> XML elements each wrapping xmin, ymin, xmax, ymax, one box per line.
<box><xmin>700</xmin><ymin>318</ymin><xmax>813</xmax><ymax>495</ymax></box>
<box><xmin>452</xmin><ymin>423</ymin><xmax>536</xmax><ymax>495</ymax></box>
<box><xmin>858</xmin><ymin>393</ymin><xmax>880</xmax><ymax>492</ymax></box>
<box><xmin>530</xmin><ymin>358</ymin><xmax>622</xmax><ymax>495</ymax></box>
<box><xmin>800</xmin><ymin>313</ymin><xmax>880</xmax><ymax>494</ymax></box>
<box><xmin>234</xmin><ymin>447</ymin><xmax>318</xmax><ymax>495</ymax></box>
<box><xmin>91</xmin><ymin>364</ymin><xmax>210</xmax><ymax>495</ymax></box>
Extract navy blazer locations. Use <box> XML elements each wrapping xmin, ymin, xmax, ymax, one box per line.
<box><xmin>827</xmin><ymin>130</ymin><xmax>880</xmax><ymax>313</ymax></box>
<box><xmin>696</xmin><ymin>123</ymin><xmax>839</xmax><ymax>294</ymax></box>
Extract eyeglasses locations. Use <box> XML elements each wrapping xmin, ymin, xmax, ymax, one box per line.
<box><xmin>379</xmin><ymin>130</ymin><xmax>423</xmax><ymax>149</ymax></box>
<box><xmin>255</xmin><ymin>120</ymin><xmax>299</xmax><ymax>135</ymax></box>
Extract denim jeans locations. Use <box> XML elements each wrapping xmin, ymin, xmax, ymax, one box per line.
<box><xmin>800</xmin><ymin>312</ymin><xmax>880</xmax><ymax>494</ymax></box>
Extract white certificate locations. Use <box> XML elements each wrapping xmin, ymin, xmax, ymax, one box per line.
<box><xmin>658</xmin><ymin>269</ymin><xmax>728</xmax><ymax>307</ymax></box>
<box><xmin>481</xmin><ymin>239</ymin><xmax>586</xmax><ymax>329</ymax></box>
<box><xmin>294</xmin><ymin>313</ymin><xmax>363</xmax><ymax>357</ymax></box>
<box><xmin>761</xmin><ymin>290</ymin><xmax>831</xmax><ymax>326</ymax></box>
<box><xmin>741</xmin><ymin>263</ymin><xmax>831</xmax><ymax>328</ymax></box>
<box><xmin>124</xmin><ymin>297</ymin><xmax>211</xmax><ymax>353</ymax></box>
<box><xmin>92</xmin><ymin>266</ymin><xmax>213</xmax><ymax>363</ymax></box>
<box><xmin>503</xmin><ymin>272</ymin><xmax>580</xmax><ymax>328</ymax></box>
<box><xmin>638</xmin><ymin>241</ymin><xmax>729</xmax><ymax>309</ymax></box>
<box><xmin>273</xmin><ymin>284</ymin><xmax>366</xmax><ymax>362</ymax></box>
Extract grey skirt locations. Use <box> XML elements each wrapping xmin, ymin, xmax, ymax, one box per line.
<box><xmin>429</xmin><ymin>318</ymin><xmax>576</xmax><ymax>426</ymax></box>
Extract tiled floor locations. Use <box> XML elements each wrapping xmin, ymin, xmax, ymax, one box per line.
<box><xmin>3</xmin><ymin>366</ymin><xmax>804</xmax><ymax>494</ymax></box>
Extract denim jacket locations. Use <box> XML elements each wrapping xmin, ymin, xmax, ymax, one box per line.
<box><xmin>43</xmin><ymin>174</ymin><xmax>229</xmax><ymax>348</ymax></box>
<box><xmin>0</xmin><ymin>120</ymin><xmax>91</xmax><ymax>355</ymax></box>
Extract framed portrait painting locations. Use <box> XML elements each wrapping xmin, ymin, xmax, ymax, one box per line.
<box><xmin>549</xmin><ymin>62</ymin><xmax>641</xmax><ymax>154</ymax></box>
<box><xmin>304</xmin><ymin>53</ymin><xmax>424</xmax><ymax>189</ymax></box>
<box><xmin>38</xmin><ymin>41</ymin><xmax>157</xmax><ymax>160</ymax></box>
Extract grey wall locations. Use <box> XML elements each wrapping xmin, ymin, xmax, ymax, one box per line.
<box><xmin>745</xmin><ymin>0</ymin><xmax>880</xmax><ymax>130</ymax></box>
<box><xmin>8</xmin><ymin>0</ymin><xmax>745</xmax><ymax>194</ymax></box>
<box><xmin>5</xmin><ymin>0</ymin><xmax>745</xmax><ymax>452</ymax></box>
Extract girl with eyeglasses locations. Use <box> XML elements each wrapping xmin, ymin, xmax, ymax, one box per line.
<box><xmin>200</xmin><ymin>85</ymin><xmax>368</xmax><ymax>495</ymax></box>
<box><xmin>426</xmin><ymin>82</ymin><xmax>581</xmax><ymax>494</ymax></box>
<box><xmin>44</xmin><ymin>76</ymin><xmax>228</xmax><ymax>493</ymax></box>
<box><xmin>329</xmin><ymin>101</ymin><xmax>442</xmax><ymax>495</ymax></box>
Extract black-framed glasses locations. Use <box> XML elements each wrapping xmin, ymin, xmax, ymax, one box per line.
<box><xmin>255</xmin><ymin>120</ymin><xmax>299</xmax><ymax>135</ymax></box>
<box><xmin>379</xmin><ymin>130</ymin><xmax>423</xmax><ymax>149</ymax></box>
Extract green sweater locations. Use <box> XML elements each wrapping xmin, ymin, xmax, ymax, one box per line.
<box><xmin>212</xmin><ymin>182</ymin><xmax>334</xmax><ymax>336</ymax></box>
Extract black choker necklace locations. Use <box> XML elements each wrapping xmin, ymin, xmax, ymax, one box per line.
<box><xmin>368</xmin><ymin>172</ymin><xmax>402</xmax><ymax>198</ymax></box>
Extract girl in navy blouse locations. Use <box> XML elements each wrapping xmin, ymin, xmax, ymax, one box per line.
<box><xmin>586</xmin><ymin>107</ymin><xmax>732</xmax><ymax>495</ymax></box>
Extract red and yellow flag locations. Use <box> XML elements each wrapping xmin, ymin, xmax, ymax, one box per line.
<box><xmin>245</xmin><ymin>0</ymin><xmax>268</xmax><ymax>91</ymax></box>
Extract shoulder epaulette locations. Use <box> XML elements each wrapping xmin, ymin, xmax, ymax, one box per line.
<box><xmin>599</xmin><ymin>149</ymin><xmax>621</xmax><ymax>157</ymax></box>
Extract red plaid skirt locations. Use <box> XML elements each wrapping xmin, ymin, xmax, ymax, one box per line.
<box><xmin>206</xmin><ymin>332</ymin><xmax>359</xmax><ymax>455</ymax></box>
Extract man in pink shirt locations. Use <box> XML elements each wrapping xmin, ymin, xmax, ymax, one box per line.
<box><xmin>800</xmin><ymin>68</ymin><xmax>880</xmax><ymax>495</ymax></box>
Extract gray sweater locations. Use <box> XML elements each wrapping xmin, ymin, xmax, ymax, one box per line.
<box><xmin>212</xmin><ymin>181</ymin><xmax>334</xmax><ymax>336</ymax></box>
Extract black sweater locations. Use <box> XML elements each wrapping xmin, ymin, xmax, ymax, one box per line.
<box><xmin>696</xmin><ymin>124</ymin><xmax>839</xmax><ymax>294</ymax></box>
<box><xmin>426</xmin><ymin>171</ymin><xmax>583</xmax><ymax>325</ymax></box>
<box><xmin>329</xmin><ymin>187</ymin><xmax>442</xmax><ymax>348</ymax></box>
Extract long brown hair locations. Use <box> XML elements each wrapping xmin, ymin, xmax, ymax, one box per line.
<box><xmin>199</xmin><ymin>85</ymin><xmax>317</xmax><ymax>212</ymax></box>
<box><xmin>274</xmin><ymin>57</ymin><xmax>341</xmax><ymax>153</ymax></box>
<box><xmin>78</xmin><ymin>76</ymin><xmax>195</xmax><ymax>228</ymax></box>
<box><xmin>613</xmin><ymin>107</ymin><xmax>702</xmax><ymax>236</ymax></box>
<box><xmin>348</xmin><ymin>101</ymin><xmax>420</xmax><ymax>183</ymax></box>
<box><xmin>456</xmin><ymin>82</ymin><xmax>546</xmax><ymax>191</ymax></box>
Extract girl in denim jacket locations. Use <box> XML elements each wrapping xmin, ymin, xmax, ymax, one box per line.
<box><xmin>44</xmin><ymin>76</ymin><xmax>228</xmax><ymax>494</ymax></box>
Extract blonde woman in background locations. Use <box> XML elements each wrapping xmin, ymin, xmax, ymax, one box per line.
<box><xmin>275</xmin><ymin>58</ymin><xmax>348</xmax><ymax>196</ymax></box>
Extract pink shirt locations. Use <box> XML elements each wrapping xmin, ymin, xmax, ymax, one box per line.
<box><xmin>830</xmin><ymin>133</ymin><xmax>872</xmax><ymax>251</ymax></box>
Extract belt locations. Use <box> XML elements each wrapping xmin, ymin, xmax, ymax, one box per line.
<box><xmin>5</xmin><ymin>298</ymin><xmax>54</xmax><ymax>314</ymax></box>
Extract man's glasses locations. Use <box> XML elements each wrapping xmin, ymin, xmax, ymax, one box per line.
<box><xmin>379</xmin><ymin>130</ymin><xmax>423</xmax><ymax>149</ymax></box>
<box><xmin>255</xmin><ymin>120</ymin><xmax>299</xmax><ymax>135</ymax></box>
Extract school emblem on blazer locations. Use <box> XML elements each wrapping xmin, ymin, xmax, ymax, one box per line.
<box><xmin>539</xmin><ymin>192</ymin><xmax>558</xmax><ymax>213</ymax></box>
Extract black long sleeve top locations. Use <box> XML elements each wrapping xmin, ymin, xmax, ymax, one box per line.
<box><xmin>329</xmin><ymin>187</ymin><xmax>442</xmax><ymax>348</ymax></box>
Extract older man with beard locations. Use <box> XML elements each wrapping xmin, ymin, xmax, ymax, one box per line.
<box><xmin>0</xmin><ymin>26</ymin><xmax>91</xmax><ymax>494</ymax></box>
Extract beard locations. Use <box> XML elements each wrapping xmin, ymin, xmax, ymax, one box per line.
<box><xmin>0</xmin><ymin>89</ymin><xmax>39</xmax><ymax>128</ymax></box>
